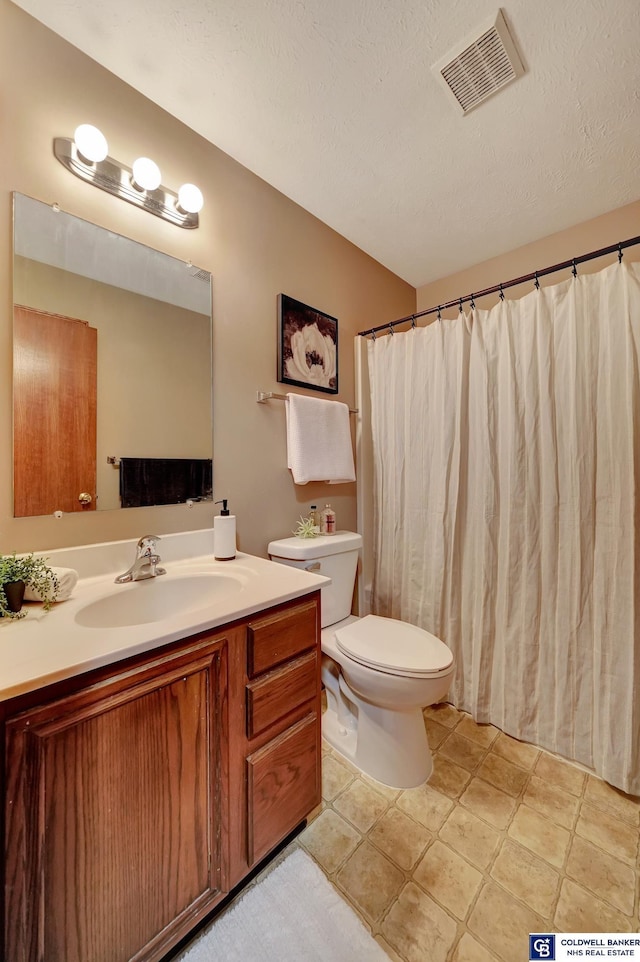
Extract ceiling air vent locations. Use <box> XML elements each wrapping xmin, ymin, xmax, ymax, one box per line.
<box><xmin>432</xmin><ymin>10</ymin><xmax>524</xmax><ymax>115</ymax></box>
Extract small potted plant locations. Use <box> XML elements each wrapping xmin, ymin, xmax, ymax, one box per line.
<box><xmin>292</xmin><ymin>516</ymin><xmax>319</xmax><ymax>539</ymax></box>
<box><xmin>0</xmin><ymin>554</ymin><xmax>60</xmax><ymax>619</ymax></box>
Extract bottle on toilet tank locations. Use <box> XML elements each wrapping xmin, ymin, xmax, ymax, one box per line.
<box><xmin>321</xmin><ymin>503</ymin><xmax>336</xmax><ymax>535</ymax></box>
<box><xmin>214</xmin><ymin>499</ymin><xmax>236</xmax><ymax>560</ymax></box>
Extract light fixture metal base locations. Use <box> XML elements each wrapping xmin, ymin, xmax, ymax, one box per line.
<box><xmin>53</xmin><ymin>137</ymin><xmax>199</xmax><ymax>229</ymax></box>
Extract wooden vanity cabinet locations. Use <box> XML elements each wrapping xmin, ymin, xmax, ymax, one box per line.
<box><xmin>2</xmin><ymin>591</ymin><xmax>321</xmax><ymax>962</ymax></box>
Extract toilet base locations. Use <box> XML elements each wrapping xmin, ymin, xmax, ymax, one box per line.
<box><xmin>321</xmin><ymin>690</ymin><xmax>434</xmax><ymax>790</ymax></box>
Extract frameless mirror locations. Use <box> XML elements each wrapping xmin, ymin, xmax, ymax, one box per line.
<box><xmin>12</xmin><ymin>192</ymin><xmax>213</xmax><ymax>517</ymax></box>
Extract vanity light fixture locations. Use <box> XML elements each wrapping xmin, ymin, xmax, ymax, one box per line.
<box><xmin>53</xmin><ymin>125</ymin><xmax>203</xmax><ymax>229</ymax></box>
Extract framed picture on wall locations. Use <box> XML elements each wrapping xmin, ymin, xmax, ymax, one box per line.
<box><xmin>277</xmin><ymin>293</ymin><xmax>338</xmax><ymax>394</ymax></box>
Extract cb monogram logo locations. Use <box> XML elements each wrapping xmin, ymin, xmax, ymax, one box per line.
<box><xmin>530</xmin><ymin>934</ymin><xmax>556</xmax><ymax>960</ymax></box>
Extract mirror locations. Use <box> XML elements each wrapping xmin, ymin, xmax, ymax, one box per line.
<box><xmin>12</xmin><ymin>193</ymin><xmax>213</xmax><ymax>517</ymax></box>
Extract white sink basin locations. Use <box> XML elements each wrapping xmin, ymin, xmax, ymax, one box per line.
<box><xmin>74</xmin><ymin>572</ymin><xmax>246</xmax><ymax>629</ymax></box>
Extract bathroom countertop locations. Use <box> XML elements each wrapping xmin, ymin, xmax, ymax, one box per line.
<box><xmin>0</xmin><ymin>549</ymin><xmax>329</xmax><ymax>703</ymax></box>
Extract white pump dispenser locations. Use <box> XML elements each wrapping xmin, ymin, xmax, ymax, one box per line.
<box><xmin>214</xmin><ymin>499</ymin><xmax>236</xmax><ymax>560</ymax></box>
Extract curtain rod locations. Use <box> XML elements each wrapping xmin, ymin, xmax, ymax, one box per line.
<box><xmin>358</xmin><ymin>234</ymin><xmax>640</xmax><ymax>337</ymax></box>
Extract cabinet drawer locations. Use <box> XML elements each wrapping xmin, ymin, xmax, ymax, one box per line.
<box><xmin>246</xmin><ymin>714</ymin><xmax>319</xmax><ymax>865</ymax></box>
<box><xmin>246</xmin><ymin>599</ymin><xmax>318</xmax><ymax>677</ymax></box>
<box><xmin>246</xmin><ymin>651</ymin><xmax>317</xmax><ymax>739</ymax></box>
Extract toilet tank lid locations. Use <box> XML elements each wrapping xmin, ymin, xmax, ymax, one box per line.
<box><xmin>268</xmin><ymin>531</ymin><xmax>362</xmax><ymax>560</ymax></box>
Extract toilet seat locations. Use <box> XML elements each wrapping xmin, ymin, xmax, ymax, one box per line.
<box><xmin>335</xmin><ymin>614</ymin><xmax>453</xmax><ymax>679</ymax></box>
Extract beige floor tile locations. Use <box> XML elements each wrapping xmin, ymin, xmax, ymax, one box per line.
<box><xmin>576</xmin><ymin>802</ymin><xmax>638</xmax><ymax>865</ymax></box>
<box><xmin>336</xmin><ymin>841</ymin><xmax>404</xmax><ymax>923</ymax></box>
<box><xmin>460</xmin><ymin>777</ymin><xmax>517</xmax><ymax>830</ymax></box>
<box><xmin>310</xmin><ymin>713</ymin><xmax>640</xmax><ymax>962</ymax></box>
<box><xmin>382</xmin><ymin>881</ymin><xmax>458</xmax><ymax>962</ymax></box>
<box><xmin>535</xmin><ymin>751</ymin><xmax>586</xmax><ymax>797</ymax></box>
<box><xmin>429</xmin><ymin>755</ymin><xmax>472</xmax><ymax>798</ymax></box>
<box><xmin>440</xmin><ymin>806</ymin><xmax>501</xmax><ymax>871</ymax></box>
<box><xmin>492</xmin><ymin>731</ymin><xmax>541</xmax><ymax>770</ymax></box>
<box><xmin>455</xmin><ymin>716</ymin><xmax>499</xmax><ymax>749</ymax></box>
<box><xmin>396</xmin><ymin>783</ymin><xmax>454</xmax><ymax>831</ymax></box>
<box><xmin>324</xmin><ymin>744</ymin><xmax>360</xmax><ymax>773</ymax></box>
<box><xmin>566</xmin><ymin>834</ymin><xmax>636</xmax><ymax>916</ymax></box>
<box><xmin>369</xmin><ymin>806</ymin><xmax>432</xmax><ymax>871</ymax></box>
<box><xmin>414</xmin><ymin>839</ymin><xmax>483</xmax><ymax>920</ymax></box>
<box><xmin>451</xmin><ymin>932</ymin><xmax>500</xmax><ymax>962</ymax></box>
<box><xmin>424</xmin><ymin>702</ymin><xmax>463</xmax><ymax>729</ymax></box>
<box><xmin>298</xmin><ymin>809</ymin><xmax>361</xmax><ymax>873</ymax></box>
<box><xmin>333</xmin><ymin>777</ymin><xmax>389</xmax><ymax>832</ymax></box>
<box><xmin>361</xmin><ymin>772</ymin><xmax>402</xmax><ymax>801</ymax></box>
<box><xmin>554</xmin><ymin>877</ymin><xmax>634</xmax><ymax>933</ymax></box>
<box><xmin>491</xmin><ymin>838</ymin><xmax>560</xmax><ymax>917</ymax></box>
<box><xmin>477</xmin><ymin>752</ymin><xmax>530</xmax><ymax>797</ymax></box>
<box><xmin>523</xmin><ymin>774</ymin><xmax>580</xmax><ymax>830</ymax></box>
<box><xmin>508</xmin><ymin>803</ymin><xmax>571</xmax><ymax>869</ymax></box>
<box><xmin>425</xmin><ymin>716</ymin><xmax>450</xmax><ymax>750</ymax></box>
<box><xmin>321</xmin><ymin>753</ymin><xmax>355</xmax><ymax>801</ymax></box>
<box><xmin>584</xmin><ymin>774</ymin><xmax>640</xmax><ymax>826</ymax></box>
<box><xmin>468</xmin><ymin>881</ymin><xmax>546</xmax><ymax>962</ymax></box>
<box><xmin>375</xmin><ymin>936</ymin><xmax>405</xmax><ymax>962</ymax></box>
<box><xmin>438</xmin><ymin>732</ymin><xmax>488</xmax><ymax>772</ymax></box>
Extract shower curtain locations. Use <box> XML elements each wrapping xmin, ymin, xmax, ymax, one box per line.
<box><xmin>367</xmin><ymin>261</ymin><xmax>640</xmax><ymax>794</ymax></box>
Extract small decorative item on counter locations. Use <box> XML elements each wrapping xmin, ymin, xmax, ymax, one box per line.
<box><xmin>293</xmin><ymin>515</ymin><xmax>319</xmax><ymax>539</ymax></box>
<box><xmin>0</xmin><ymin>553</ymin><xmax>60</xmax><ymax>619</ymax></box>
<box><xmin>321</xmin><ymin>503</ymin><xmax>336</xmax><ymax>535</ymax></box>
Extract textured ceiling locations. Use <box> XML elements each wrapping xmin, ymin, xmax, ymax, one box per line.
<box><xmin>11</xmin><ymin>0</ymin><xmax>640</xmax><ymax>287</ymax></box>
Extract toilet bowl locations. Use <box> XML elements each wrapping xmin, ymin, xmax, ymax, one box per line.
<box><xmin>268</xmin><ymin>531</ymin><xmax>454</xmax><ymax>789</ymax></box>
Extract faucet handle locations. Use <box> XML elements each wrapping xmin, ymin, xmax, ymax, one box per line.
<box><xmin>137</xmin><ymin>534</ymin><xmax>161</xmax><ymax>553</ymax></box>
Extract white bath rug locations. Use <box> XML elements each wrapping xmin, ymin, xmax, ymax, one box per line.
<box><xmin>173</xmin><ymin>847</ymin><xmax>390</xmax><ymax>961</ymax></box>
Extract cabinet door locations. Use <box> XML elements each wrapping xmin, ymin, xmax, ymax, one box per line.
<box><xmin>4</xmin><ymin>637</ymin><xmax>228</xmax><ymax>962</ymax></box>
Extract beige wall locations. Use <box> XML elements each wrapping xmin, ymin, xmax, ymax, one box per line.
<box><xmin>416</xmin><ymin>200</ymin><xmax>640</xmax><ymax>317</ymax></box>
<box><xmin>0</xmin><ymin>0</ymin><xmax>415</xmax><ymax>555</ymax></box>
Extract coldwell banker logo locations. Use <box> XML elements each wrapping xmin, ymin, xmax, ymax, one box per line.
<box><xmin>530</xmin><ymin>934</ymin><xmax>556</xmax><ymax>960</ymax></box>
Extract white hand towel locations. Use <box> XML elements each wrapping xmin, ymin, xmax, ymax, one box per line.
<box><xmin>24</xmin><ymin>566</ymin><xmax>79</xmax><ymax>602</ymax></box>
<box><xmin>286</xmin><ymin>393</ymin><xmax>356</xmax><ymax>485</ymax></box>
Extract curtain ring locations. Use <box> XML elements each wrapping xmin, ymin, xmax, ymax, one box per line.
<box><xmin>534</xmin><ymin>271</ymin><xmax>540</xmax><ymax>290</ymax></box>
<box><xmin>499</xmin><ymin>283</ymin><xmax>504</xmax><ymax>301</ymax></box>
<box><xmin>572</xmin><ymin>258</ymin><xmax>577</xmax><ymax>278</ymax></box>
<box><xmin>410</xmin><ymin>314</ymin><xmax>416</xmax><ymax>329</ymax></box>
<box><xmin>458</xmin><ymin>298</ymin><xmax>463</xmax><ymax>313</ymax></box>
<box><xmin>437</xmin><ymin>305</ymin><xmax>442</xmax><ymax>322</ymax></box>
<box><xmin>618</xmin><ymin>243</ymin><xmax>623</xmax><ymax>263</ymax></box>
<box><xmin>470</xmin><ymin>293</ymin><xmax>475</xmax><ymax>310</ymax></box>
<box><xmin>388</xmin><ymin>323</ymin><xmax>394</xmax><ymax>336</ymax></box>
<box><xmin>371</xmin><ymin>330</ymin><xmax>376</xmax><ymax>341</ymax></box>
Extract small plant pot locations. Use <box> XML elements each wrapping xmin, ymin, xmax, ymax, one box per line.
<box><xmin>3</xmin><ymin>580</ymin><xmax>26</xmax><ymax>614</ymax></box>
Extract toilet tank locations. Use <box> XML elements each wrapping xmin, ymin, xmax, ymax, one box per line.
<box><xmin>267</xmin><ymin>531</ymin><xmax>363</xmax><ymax>628</ymax></box>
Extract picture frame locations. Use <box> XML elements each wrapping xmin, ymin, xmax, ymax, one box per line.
<box><xmin>277</xmin><ymin>293</ymin><xmax>338</xmax><ymax>394</ymax></box>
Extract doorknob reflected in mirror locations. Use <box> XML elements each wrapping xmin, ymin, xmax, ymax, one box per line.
<box><xmin>78</xmin><ymin>492</ymin><xmax>93</xmax><ymax>505</ymax></box>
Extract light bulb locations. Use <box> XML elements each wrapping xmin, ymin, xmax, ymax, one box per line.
<box><xmin>177</xmin><ymin>183</ymin><xmax>204</xmax><ymax>214</ymax></box>
<box><xmin>73</xmin><ymin>124</ymin><xmax>108</xmax><ymax>163</ymax></box>
<box><xmin>132</xmin><ymin>157</ymin><xmax>162</xmax><ymax>192</ymax></box>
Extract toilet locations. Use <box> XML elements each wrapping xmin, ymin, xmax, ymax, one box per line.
<box><xmin>267</xmin><ymin>531</ymin><xmax>454</xmax><ymax>789</ymax></box>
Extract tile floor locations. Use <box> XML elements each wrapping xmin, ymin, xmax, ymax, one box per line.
<box><xmin>295</xmin><ymin>703</ymin><xmax>640</xmax><ymax>962</ymax></box>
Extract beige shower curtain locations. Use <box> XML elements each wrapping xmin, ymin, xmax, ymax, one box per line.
<box><xmin>367</xmin><ymin>261</ymin><xmax>640</xmax><ymax>794</ymax></box>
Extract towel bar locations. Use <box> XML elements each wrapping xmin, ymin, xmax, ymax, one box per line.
<box><xmin>257</xmin><ymin>390</ymin><xmax>358</xmax><ymax>415</ymax></box>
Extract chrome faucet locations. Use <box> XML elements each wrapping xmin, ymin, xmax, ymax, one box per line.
<box><xmin>115</xmin><ymin>535</ymin><xmax>166</xmax><ymax>583</ymax></box>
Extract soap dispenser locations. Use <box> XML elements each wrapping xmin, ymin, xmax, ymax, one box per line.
<box><xmin>214</xmin><ymin>499</ymin><xmax>236</xmax><ymax>560</ymax></box>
